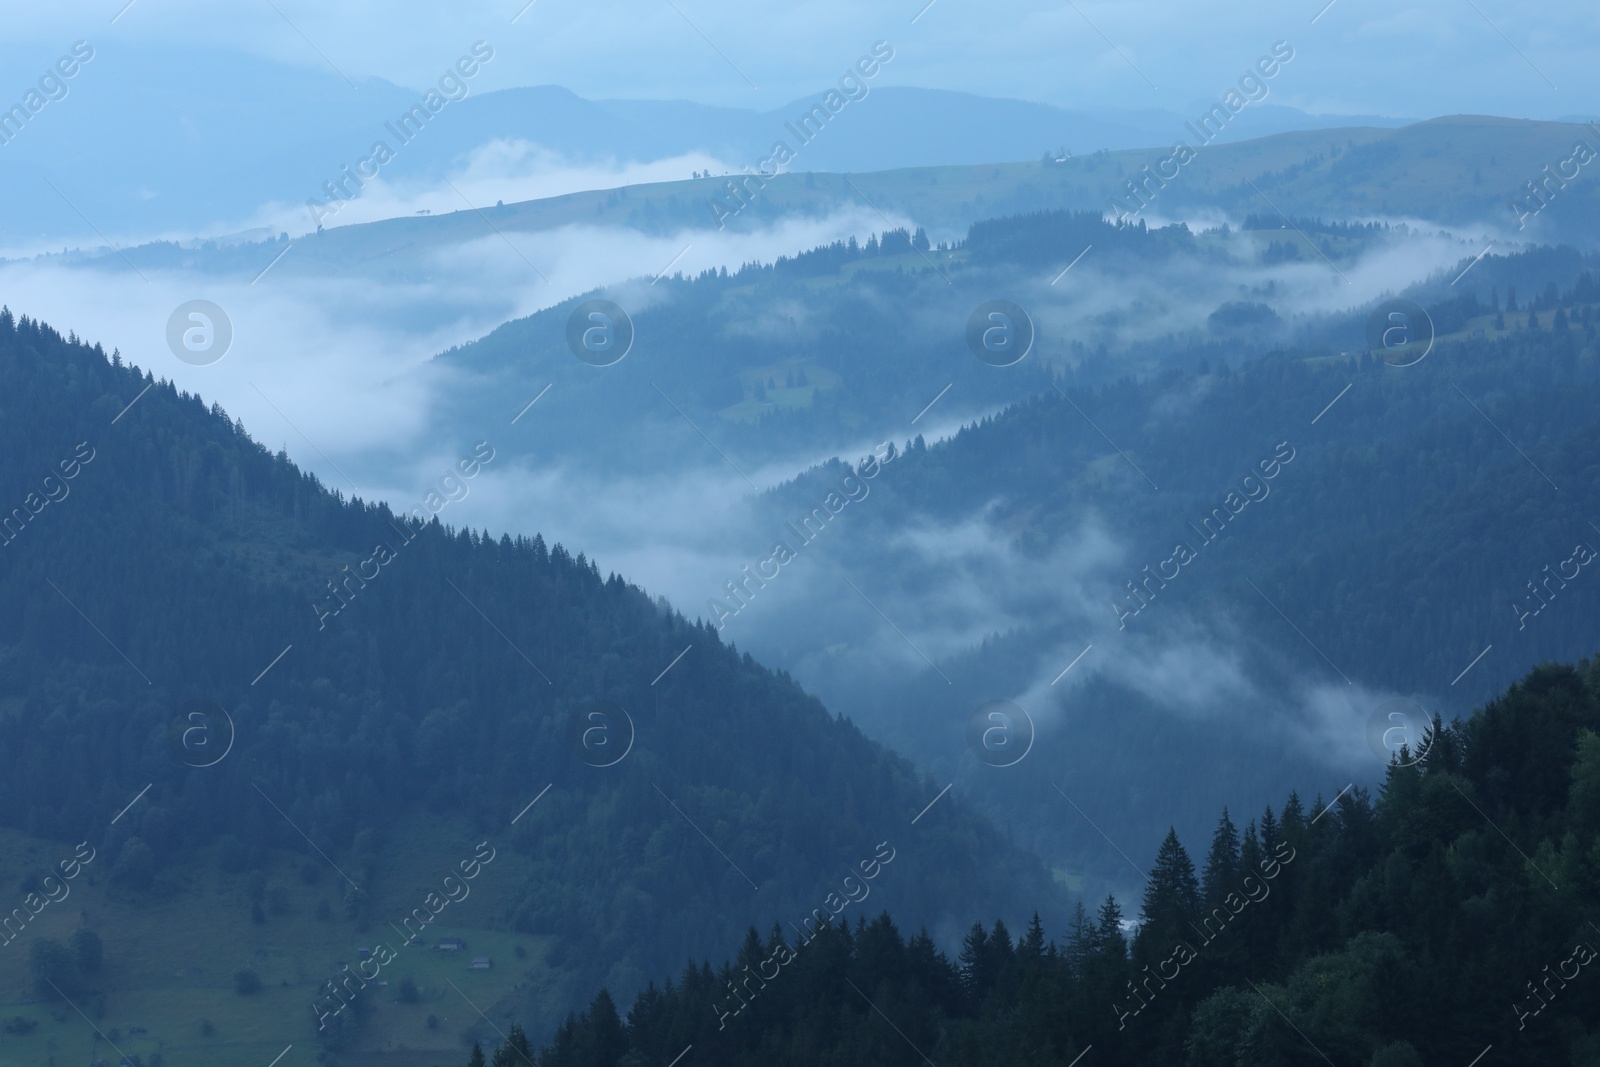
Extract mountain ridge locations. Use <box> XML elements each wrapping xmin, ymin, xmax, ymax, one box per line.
<box><xmin>0</xmin><ymin>306</ymin><xmax>1065</xmax><ymax>1049</ymax></box>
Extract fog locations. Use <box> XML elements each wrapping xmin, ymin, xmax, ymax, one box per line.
<box><xmin>246</xmin><ymin>142</ymin><xmax>737</xmax><ymax>237</ymax></box>
<box><xmin>0</xmin><ymin>187</ymin><xmax>1504</xmax><ymax>818</ymax></box>
<box><xmin>0</xmin><ymin>204</ymin><xmax>905</xmax><ymax>463</ymax></box>
<box><xmin>2</xmin><ymin>5</ymin><xmax>1594</xmax><ymax>1058</ymax></box>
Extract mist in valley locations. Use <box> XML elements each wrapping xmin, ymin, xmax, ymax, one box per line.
<box><xmin>3</xmin><ymin>6</ymin><xmax>1600</xmax><ymax>1062</ymax></box>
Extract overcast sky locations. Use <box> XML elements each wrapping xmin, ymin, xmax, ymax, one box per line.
<box><xmin>3</xmin><ymin>0</ymin><xmax>1592</xmax><ymax>121</ymax></box>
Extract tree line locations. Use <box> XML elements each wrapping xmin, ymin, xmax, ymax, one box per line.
<box><xmin>463</xmin><ymin>655</ymin><xmax>1600</xmax><ymax>1065</ymax></box>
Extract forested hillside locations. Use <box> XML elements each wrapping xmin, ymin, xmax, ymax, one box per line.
<box><xmin>51</xmin><ymin>116</ymin><xmax>1600</xmax><ymax>291</ymax></box>
<box><xmin>6</xmin><ymin>217</ymin><xmax>1599</xmax><ymax>1067</ymax></box>
<box><xmin>423</xmin><ymin>208</ymin><xmax>1598</xmax><ymax>497</ymax></box>
<box><xmin>0</xmin><ymin>310</ymin><xmax>1062</xmax><ymax>1043</ymax></box>
<box><xmin>720</xmin><ymin>255</ymin><xmax>1600</xmax><ymax>905</ymax></box>
<box><xmin>7</xmin><ymin>4</ymin><xmax>1599</xmax><ymax>1065</ymax></box>
<box><xmin>840</xmin><ymin>261</ymin><xmax>1600</xmax><ymax>703</ymax></box>
<box><xmin>466</xmin><ymin>655</ymin><xmax>1600</xmax><ymax>1066</ymax></box>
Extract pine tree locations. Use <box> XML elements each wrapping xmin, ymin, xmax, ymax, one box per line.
<box><xmin>735</xmin><ymin>927</ymin><xmax>763</xmax><ymax>976</ymax></box>
<box><xmin>1086</xmin><ymin>895</ymin><xmax>1132</xmax><ymax>1046</ymax></box>
<box><xmin>989</xmin><ymin>919</ymin><xmax>1015</xmax><ymax>959</ymax></box>
<box><xmin>1421</xmin><ymin>714</ymin><xmax>1461</xmax><ymax>773</ymax></box>
<box><xmin>1137</xmin><ymin>828</ymin><xmax>1202</xmax><ymax>963</ymax></box>
<box><xmin>1259</xmin><ymin>806</ymin><xmax>1279</xmax><ymax>856</ymax></box>
<box><xmin>491</xmin><ymin>1023</ymin><xmax>536</xmax><ymax>1066</ymax></box>
<box><xmin>1064</xmin><ymin>901</ymin><xmax>1095</xmax><ymax>980</ymax></box>
<box><xmin>1280</xmin><ymin>793</ymin><xmax>1306</xmax><ymax>850</ymax></box>
<box><xmin>1201</xmin><ymin>809</ymin><xmax>1240</xmax><ymax>907</ymax></box>
<box><xmin>1238</xmin><ymin>821</ymin><xmax>1263</xmax><ymax>886</ymax></box>
<box><xmin>958</xmin><ymin>920</ymin><xmax>992</xmax><ymax>1006</ymax></box>
<box><xmin>1020</xmin><ymin>913</ymin><xmax>1046</xmax><ymax>962</ymax></box>
<box><xmin>541</xmin><ymin>1012</ymin><xmax>582</xmax><ymax>1067</ymax></box>
<box><xmin>467</xmin><ymin>1042</ymin><xmax>487</xmax><ymax>1067</ymax></box>
<box><xmin>1095</xmin><ymin>896</ymin><xmax>1127</xmax><ymax>961</ymax></box>
<box><xmin>588</xmin><ymin>991</ymin><xmax>628</xmax><ymax>1066</ymax></box>
<box><xmin>988</xmin><ymin>919</ymin><xmax>1018</xmax><ymax>1002</ymax></box>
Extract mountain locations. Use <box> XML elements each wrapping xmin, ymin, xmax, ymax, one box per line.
<box><xmin>763</xmin><ymin>246</ymin><xmax>1600</xmax><ymax>881</ymax></box>
<box><xmin>21</xmin><ymin>194</ymin><xmax>1600</xmax><ymax>912</ymax></box>
<box><xmin>0</xmin><ymin>45</ymin><xmax>416</xmax><ymax>252</ymax></box>
<box><xmin>415</xmin><ymin>220</ymin><xmax>1600</xmax><ymax>901</ymax></box>
<box><xmin>468</xmin><ymin>654</ymin><xmax>1600</xmax><ymax>1066</ymax></box>
<box><xmin>30</xmin><ymin>205</ymin><xmax>1442</xmax><ymax>487</ymax></box>
<box><xmin>34</xmin><ymin>115</ymin><xmax>1599</xmax><ymax>299</ymax></box>
<box><xmin>0</xmin><ymin>39</ymin><xmax>1418</xmax><ymax>251</ymax></box>
<box><xmin>0</xmin><ymin>309</ymin><xmax>1063</xmax><ymax>1060</ymax></box>
<box><xmin>587</xmin><ymin>89</ymin><xmax>1397</xmax><ymax>175</ymax></box>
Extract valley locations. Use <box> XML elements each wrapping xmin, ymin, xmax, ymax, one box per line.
<box><xmin>1</xmin><ymin>12</ymin><xmax>1598</xmax><ymax>1062</ymax></box>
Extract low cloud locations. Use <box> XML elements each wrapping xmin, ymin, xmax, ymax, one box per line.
<box><xmin>0</xmin><ymin>206</ymin><xmax>900</xmax><ymax>476</ymax></box>
<box><xmin>0</xmin><ymin>193</ymin><xmax>1481</xmax><ymax>798</ymax></box>
<box><xmin>252</xmin><ymin>141</ymin><xmax>738</xmax><ymax>237</ymax></box>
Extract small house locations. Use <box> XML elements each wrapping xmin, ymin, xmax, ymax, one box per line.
<box><xmin>470</xmin><ymin>956</ymin><xmax>492</xmax><ymax>970</ymax></box>
<box><xmin>436</xmin><ymin>937</ymin><xmax>466</xmax><ymax>951</ymax></box>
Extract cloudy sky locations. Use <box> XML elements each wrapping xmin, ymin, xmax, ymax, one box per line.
<box><xmin>3</xmin><ymin>0</ymin><xmax>1591</xmax><ymax>121</ymax></box>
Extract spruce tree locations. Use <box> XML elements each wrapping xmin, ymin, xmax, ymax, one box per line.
<box><xmin>958</xmin><ymin>921</ymin><xmax>992</xmax><ymax>1006</ymax></box>
<box><xmin>1136</xmin><ymin>828</ymin><xmax>1202</xmax><ymax>964</ymax></box>
<box><xmin>1258</xmin><ymin>806</ymin><xmax>1279</xmax><ymax>855</ymax></box>
<box><xmin>1087</xmin><ymin>896</ymin><xmax>1132</xmax><ymax>1046</ymax></box>
<box><xmin>989</xmin><ymin>919</ymin><xmax>1015</xmax><ymax>961</ymax></box>
<box><xmin>1280</xmin><ymin>793</ymin><xmax>1305</xmax><ymax>844</ymax></box>
<box><xmin>491</xmin><ymin>1023</ymin><xmax>536</xmax><ymax>1066</ymax></box>
<box><xmin>1064</xmin><ymin>901</ymin><xmax>1095</xmax><ymax>981</ymax></box>
<box><xmin>1020</xmin><ymin>912</ymin><xmax>1047</xmax><ymax>962</ymax></box>
<box><xmin>1095</xmin><ymin>896</ymin><xmax>1127</xmax><ymax>961</ymax></box>
<box><xmin>988</xmin><ymin>919</ymin><xmax>1018</xmax><ymax>1002</ymax></box>
<box><xmin>587</xmin><ymin>991</ymin><xmax>628</xmax><ymax>1066</ymax></box>
<box><xmin>734</xmin><ymin>927</ymin><xmax>764</xmax><ymax>979</ymax></box>
<box><xmin>1422</xmin><ymin>714</ymin><xmax>1461</xmax><ymax>773</ymax></box>
<box><xmin>1238</xmin><ymin>820</ymin><xmax>1263</xmax><ymax>881</ymax></box>
<box><xmin>1201</xmin><ymin>809</ymin><xmax>1240</xmax><ymax>907</ymax></box>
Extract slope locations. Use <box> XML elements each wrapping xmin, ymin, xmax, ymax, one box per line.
<box><xmin>0</xmin><ymin>309</ymin><xmax>1063</xmax><ymax>1057</ymax></box>
<box><xmin>744</xmin><ymin>249</ymin><xmax>1600</xmax><ymax>904</ymax></box>
<box><xmin>467</xmin><ymin>654</ymin><xmax>1600</xmax><ymax>1066</ymax></box>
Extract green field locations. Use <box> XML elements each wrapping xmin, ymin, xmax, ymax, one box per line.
<box><xmin>0</xmin><ymin>823</ymin><xmax>556</xmax><ymax>1067</ymax></box>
